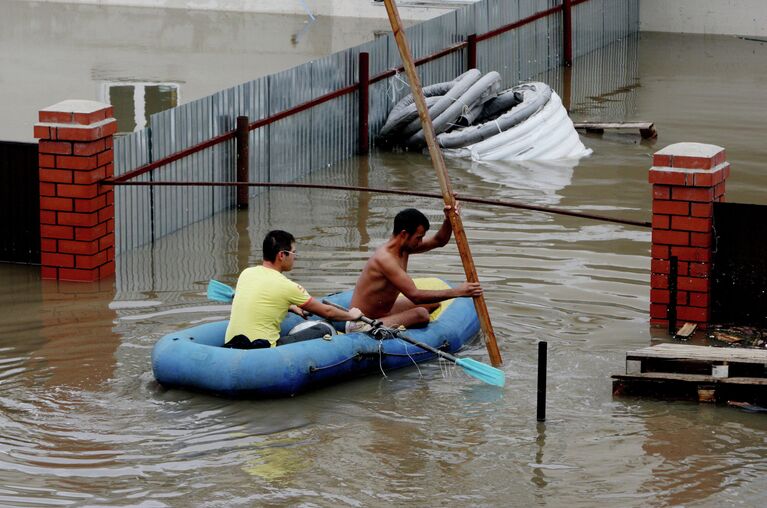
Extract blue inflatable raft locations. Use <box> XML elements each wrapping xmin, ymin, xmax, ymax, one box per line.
<box><xmin>151</xmin><ymin>278</ymin><xmax>480</xmax><ymax>398</ymax></box>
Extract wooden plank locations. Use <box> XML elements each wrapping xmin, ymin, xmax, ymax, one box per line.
<box><xmin>574</xmin><ymin>122</ymin><xmax>653</xmax><ymax>129</ymax></box>
<box><xmin>675</xmin><ymin>322</ymin><xmax>697</xmax><ymax>338</ymax></box>
<box><xmin>721</xmin><ymin>377</ymin><xmax>767</xmax><ymax>386</ymax></box>
<box><xmin>573</xmin><ymin>121</ymin><xmax>657</xmax><ymax>139</ymax></box>
<box><xmin>613</xmin><ymin>372</ymin><xmax>767</xmax><ymax>386</ymax></box>
<box><xmin>625</xmin><ymin>343</ymin><xmax>767</xmax><ymax>364</ymax></box>
<box><xmin>614</xmin><ymin>372</ymin><xmax>716</xmax><ymax>382</ymax></box>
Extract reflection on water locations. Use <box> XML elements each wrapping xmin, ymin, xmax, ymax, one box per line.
<box><xmin>1</xmin><ymin>32</ymin><xmax>767</xmax><ymax>506</ymax></box>
<box><xmin>462</xmin><ymin>158</ymin><xmax>580</xmax><ymax>206</ymax></box>
<box><xmin>241</xmin><ymin>436</ymin><xmax>313</xmax><ymax>483</ymax></box>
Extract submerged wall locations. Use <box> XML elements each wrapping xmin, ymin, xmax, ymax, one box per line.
<box><xmin>641</xmin><ymin>0</ymin><xmax>767</xmax><ymax>37</ymax></box>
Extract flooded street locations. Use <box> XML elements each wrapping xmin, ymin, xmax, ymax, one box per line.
<box><xmin>2</xmin><ymin>8</ymin><xmax>767</xmax><ymax>507</ymax></box>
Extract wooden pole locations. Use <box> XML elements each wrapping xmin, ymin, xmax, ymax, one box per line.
<box><xmin>382</xmin><ymin>0</ymin><xmax>502</xmax><ymax>366</ymax></box>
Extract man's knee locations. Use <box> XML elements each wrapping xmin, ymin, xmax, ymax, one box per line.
<box><xmin>413</xmin><ymin>307</ymin><xmax>431</xmax><ymax>324</ymax></box>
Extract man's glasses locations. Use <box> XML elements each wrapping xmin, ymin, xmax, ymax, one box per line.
<box><xmin>281</xmin><ymin>250</ymin><xmax>297</xmax><ymax>258</ymax></box>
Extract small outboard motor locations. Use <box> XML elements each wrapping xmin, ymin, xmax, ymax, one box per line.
<box><xmin>279</xmin><ymin>320</ymin><xmax>337</xmax><ymax>346</ymax></box>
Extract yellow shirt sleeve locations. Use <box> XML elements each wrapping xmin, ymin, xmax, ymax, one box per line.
<box><xmin>287</xmin><ymin>282</ymin><xmax>313</xmax><ymax>308</ymax></box>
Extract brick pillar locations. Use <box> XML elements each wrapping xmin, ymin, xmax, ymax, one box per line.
<box><xmin>649</xmin><ymin>142</ymin><xmax>730</xmax><ymax>328</ymax></box>
<box><xmin>34</xmin><ymin>100</ymin><xmax>116</xmax><ymax>282</ymax></box>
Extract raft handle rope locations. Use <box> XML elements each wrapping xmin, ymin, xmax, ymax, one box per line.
<box><xmin>377</xmin><ymin>339</ymin><xmax>388</xmax><ymax>379</ymax></box>
<box><xmin>367</xmin><ymin>321</ymin><xmax>424</xmax><ymax>378</ymax></box>
<box><xmin>309</xmin><ymin>352</ymin><xmax>364</xmax><ymax>373</ymax></box>
<box><xmin>357</xmin><ymin>320</ymin><xmax>451</xmax><ymax>379</ymax></box>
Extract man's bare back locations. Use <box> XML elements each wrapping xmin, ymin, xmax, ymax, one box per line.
<box><xmin>350</xmin><ymin>207</ymin><xmax>482</xmax><ymax>329</ymax></box>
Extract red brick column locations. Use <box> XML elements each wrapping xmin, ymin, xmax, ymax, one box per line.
<box><xmin>649</xmin><ymin>142</ymin><xmax>730</xmax><ymax>328</ymax></box>
<box><xmin>34</xmin><ymin>100</ymin><xmax>116</xmax><ymax>282</ymax></box>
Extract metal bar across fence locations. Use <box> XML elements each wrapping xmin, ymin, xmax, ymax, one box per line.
<box><xmin>475</xmin><ymin>3</ymin><xmax>562</xmax><ymax>42</ymax></box>
<box><xmin>103</xmin><ymin>179</ymin><xmax>652</xmax><ymax>229</ymax></box>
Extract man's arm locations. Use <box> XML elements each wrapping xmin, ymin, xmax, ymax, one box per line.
<box><xmin>378</xmin><ymin>254</ymin><xmax>482</xmax><ymax>304</ymax></box>
<box><xmin>413</xmin><ymin>204</ymin><xmax>456</xmax><ymax>253</ymax></box>
<box><xmin>302</xmin><ymin>299</ymin><xmax>363</xmax><ymax>322</ymax></box>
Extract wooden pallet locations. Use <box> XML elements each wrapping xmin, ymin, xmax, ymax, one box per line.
<box><xmin>573</xmin><ymin>121</ymin><xmax>657</xmax><ymax>139</ymax></box>
<box><xmin>612</xmin><ymin>343</ymin><xmax>767</xmax><ymax>403</ymax></box>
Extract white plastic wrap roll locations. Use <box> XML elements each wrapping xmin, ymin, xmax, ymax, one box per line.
<box><xmin>464</xmin><ymin>92</ymin><xmax>591</xmax><ymax>161</ymax></box>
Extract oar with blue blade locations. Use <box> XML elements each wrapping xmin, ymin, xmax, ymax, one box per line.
<box><xmin>323</xmin><ymin>300</ymin><xmax>505</xmax><ymax>387</ymax></box>
<box><xmin>207</xmin><ymin>279</ymin><xmax>235</xmax><ymax>303</ymax></box>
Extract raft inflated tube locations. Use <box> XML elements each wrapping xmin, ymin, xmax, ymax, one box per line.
<box><xmin>437</xmin><ymin>82</ymin><xmax>552</xmax><ymax>149</ymax></box>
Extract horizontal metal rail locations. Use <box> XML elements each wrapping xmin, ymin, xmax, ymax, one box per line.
<box><xmin>107</xmin><ymin>1</ymin><xmax>579</xmax><ymax>185</ymax></box>
<box><xmin>111</xmin><ymin>130</ymin><xmax>235</xmax><ymax>183</ymax></box>
<box><xmin>476</xmin><ymin>3</ymin><xmax>563</xmax><ymax>42</ymax></box>
<box><xmin>102</xmin><ymin>179</ymin><xmax>651</xmax><ymax>229</ymax></box>
<box><xmin>369</xmin><ymin>40</ymin><xmax>469</xmax><ymax>84</ymax></box>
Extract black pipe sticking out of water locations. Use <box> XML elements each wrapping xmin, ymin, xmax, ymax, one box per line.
<box><xmin>668</xmin><ymin>256</ymin><xmax>678</xmax><ymax>336</ymax></box>
<box><xmin>537</xmin><ymin>341</ymin><xmax>547</xmax><ymax>422</ymax></box>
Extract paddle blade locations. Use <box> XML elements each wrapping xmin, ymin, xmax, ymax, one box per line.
<box><xmin>455</xmin><ymin>357</ymin><xmax>505</xmax><ymax>387</ymax></box>
<box><xmin>207</xmin><ymin>279</ymin><xmax>235</xmax><ymax>302</ymax></box>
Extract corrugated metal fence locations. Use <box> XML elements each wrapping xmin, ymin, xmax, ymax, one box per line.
<box><xmin>113</xmin><ymin>0</ymin><xmax>639</xmax><ymax>254</ymax></box>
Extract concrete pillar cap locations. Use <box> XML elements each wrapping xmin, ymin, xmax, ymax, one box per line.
<box><xmin>37</xmin><ymin>100</ymin><xmax>115</xmax><ymax>132</ymax></box>
<box><xmin>655</xmin><ymin>142</ymin><xmax>725</xmax><ymax>159</ymax></box>
<box><xmin>40</xmin><ymin>100</ymin><xmax>111</xmax><ymax>115</ymax></box>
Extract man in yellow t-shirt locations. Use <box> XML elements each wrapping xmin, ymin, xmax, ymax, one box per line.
<box><xmin>224</xmin><ymin>230</ymin><xmax>362</xmax><ymax>349</ymax></box>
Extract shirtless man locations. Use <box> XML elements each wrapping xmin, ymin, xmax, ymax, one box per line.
<box><xmin>350</xmin><ymin>206</ymin><xmax>482</xmax><ymax>329</ymax></box>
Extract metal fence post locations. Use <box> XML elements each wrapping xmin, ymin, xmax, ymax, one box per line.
<box><xmin>563</xmin><ymin>0</ymin><xmax>573</xmax><ymax>67</ymax></box>
<box><xmin>236</xmin><ymin>116</ymin><xmax>249</xmax><ymax>209</ymax></box>
<box><xmin>467</xmin><ymin>33</ymin><xmax>477</xmax><ymax>70</ymax></box>
<box><xmin>358</xmin><ymin>52</ymin><xmax>370</xmax><ymax>155</ymax></box>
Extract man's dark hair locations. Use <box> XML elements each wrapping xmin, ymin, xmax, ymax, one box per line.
<box><xmin>263</xmin><ymin>230</ymin><xmax>295</xmax><ymax>262</ymax></box>
<box><xmin>393</xmin><ymin>208</ymin><xmax>430</xmax><ymax>236</ymax></box>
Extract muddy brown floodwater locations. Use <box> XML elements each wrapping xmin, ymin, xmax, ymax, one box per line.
<box><xmin>1</xmin><ymin>5</ymin><xmax>767</xmax><ymax>506</ymax></box>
